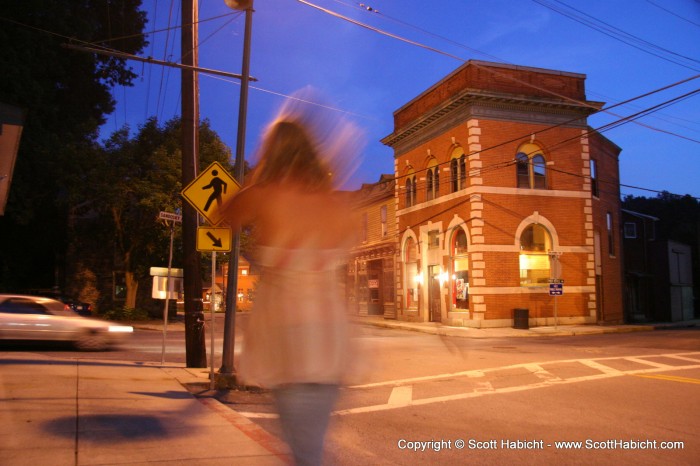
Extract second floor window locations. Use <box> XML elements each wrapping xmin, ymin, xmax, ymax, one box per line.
<box><xmin>380</xmin><ymin>205</ymin><xmax>387</xmax><ymax>237</ymax></box>
<box><xmin>590</xmin><ymin>158</ymin><xmax>599</xmax><ymax>197</ymax></box>
<box><xmin>405</xmin><ymin>175</ymin><xmax>416</xmax><ymax>207</ymax></box>
<box><xmin>450</xmin><ymin>148</ymin><xmax>466</xmax><ymax>193</ymax></box>
<box><xmin>516</xmin><ymin>143</ymin><xmax>547</xmax><ymax>189</ymax></box>
<box><xmin>426</xmin><ymin>158</ymin><xmax>439</xmax><ymax>200</ymax></box>
<box><xmin>362</xmin><ymin>212</ymin><xmax>368</xmax><ymax>242</ymax></box>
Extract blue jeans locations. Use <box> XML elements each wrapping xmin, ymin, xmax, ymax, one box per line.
<box><xmin>273</xmin><ymin>384</ymin><xmax>339</xmax><ymax>466</ymax></box>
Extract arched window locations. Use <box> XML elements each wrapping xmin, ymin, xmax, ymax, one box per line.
<box><xmin>405</xmin><ymin>177</ymin><xmax>413</xmax><ymax>207</ymax></box>
<box><xmin>404</xmin><ymin>237</ymin><xmax>418</xmax><ymax>308</ymax></box>
<box><xmin>451</xmin><ymin>228</ymin><xmax>469</xmax><ymax>311</ymax></box>
<box><xmin>450</xmin><ymin>147</ymin><xmax>466</xmax><ymax>192</ymax></box>
<box><xmin>519</xmin><ymin>224</ymin><xmax>552</xmax><ymax>286</ymax></box>
<box><xmin>404</xmin><ymin>169</ymin><xmax>416</xmax><ymax>207</ymax></box>
<box><xmin>426</xmin><ymin>158</ymin><xmax>439</xmax><ymax>200</ymax></box>
<box><xmin>516</xmin><ymin>143</ymin><xmax>547</xmax><ymax>189</ymax></box>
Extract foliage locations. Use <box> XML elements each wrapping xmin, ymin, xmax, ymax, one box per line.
<box><xmin>0</xmin><ymin>0</ymin><xmax>148</xmax><ymax>291</ymax></box>
<box><xmin>101</xmin><ymin>306</ymin><xmax>150</xmax><ymax>322</ymax></box>
<box><xmin>73</xmin><ymin>117</ymin><xmax>234</xmax><ymax>309</ymax></box>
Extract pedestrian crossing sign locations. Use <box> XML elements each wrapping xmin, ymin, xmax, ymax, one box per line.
<box><xmin>181</xmin><ymin>161</ymin><xmax>240</xmax><ymax>226</ymax></box>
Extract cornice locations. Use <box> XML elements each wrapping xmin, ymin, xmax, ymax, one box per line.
<box><xmin>382</xmin><ymin>89</ymin><xmax>601</xmax><ymax>154</ymax></box>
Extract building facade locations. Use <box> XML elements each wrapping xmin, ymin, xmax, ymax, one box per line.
<box><xmin>348</xmin><ymin>174</ymin><xmax>398</xmax><ymax>318</ymax></box>
<box><xmin>622</xmin><ymin>209</ymin><xmax>695</xmax><ymax>323</ymax></box>
<box><xmin>381</xmin><ymin>60</ymin><xmax>624</xmax><ymax>328</ymax></box>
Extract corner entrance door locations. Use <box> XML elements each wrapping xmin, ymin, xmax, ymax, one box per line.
<box><xmin>428</xmin><ymin>265</ymin><xmax>441</xmax><ymax>322</ymax></box>
<box><xmin>367</xmin><ymin>260</ymin><xmax>383</xmax><ymax>315</ymax></box>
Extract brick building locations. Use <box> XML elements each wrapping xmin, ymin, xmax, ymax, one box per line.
<box><xmin>347</xmin><ymin>174</ymin><xmax>398</xmax><ymax>318</ymax></box>
<box><xmin>381</xmin><ymin>60</ymin><xmax>624</xmax><ymax>328</ymax></box>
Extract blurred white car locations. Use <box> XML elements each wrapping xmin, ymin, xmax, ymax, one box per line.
<box><xmin>0</xmin><ymin>294</ymin><xmax>133</xmax><ymax>351</ymax></box>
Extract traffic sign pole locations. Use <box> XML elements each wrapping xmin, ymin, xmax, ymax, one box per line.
<box><xmin>158</xmin><ymin>212</ymin><xmax>181</xmax><ymax>366</ymax></box>
<box><xmin>209</xmin><ymin>251</ymin><xmax>216</xmax><ymax>389</ymax></box>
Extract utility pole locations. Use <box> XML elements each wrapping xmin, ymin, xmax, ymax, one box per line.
<box><xmin>219</xmin><ymin>0</ymin><xmax>254</xmax><ymax>385</ymax></box>
<box><xmin>181</xmin><ymin>0</ymin><xmax>207</xmax><ymax>368</ymax></box>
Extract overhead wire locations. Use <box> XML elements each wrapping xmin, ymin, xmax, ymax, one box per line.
<box><xmin>296</xmin><ymin>0</ymin><xmax>699</xmax><ymax>200</ymax></box>
<box><xmin>646</xmin><ymin>0</ymin><xmax>700</xmax><ymax>29</ymax></box>
<box><xmin>391</xmin><ymin>83</ymin><xmax>700</xmax><ymax>202</ymax></box>
<box><xmin>532</xmin><ymin>0</ymin><xmax>700</xmax><ymax>71</ymax></box>
<box><xmin>343</xmin><ymin>0</ymin><xmax>700</xmax><ymax>143</ymax></box>
<box><xmin>296</xmin><ymin>0</ymin><xmax>699</xmax><ymax>147</ymax></box>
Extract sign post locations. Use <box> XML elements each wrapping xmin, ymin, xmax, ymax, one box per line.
<box><xmin>157</xmin><ymin>211</ymin><xmax>181</xmax><ymax>365</ymax></box>
<box><xmin>548</xmin><ymin>251</ymin><xmax>563</xmax><ymax>330</ymax></box>
<box><xmin>210</xmin><ymin>251</ymin><xmax>216</xmax><ymax>389</ymax></box>
<box><xmin>548</xmin><ymin>278</ymin><xmax>564</xmax><ymax>330</ymax></box>
<box><xmin>181</xmin><ymin>162</ymin><xmax>238</xmax><ymax>382</ymax></box>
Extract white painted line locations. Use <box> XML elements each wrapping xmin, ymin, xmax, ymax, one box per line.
<box><xmin>578</xmin><ymin>359</ymin><xmax>624</xmax><ymax>375</ymax></box>
<box><xmin>473</xmin><ymin>381</ymin><xmax>494</xmax><ymax>393</ymax></box>
<box><xmin>333</xmin><ymin>363</ymin><xmax>700</xmax><ymax>416</ymax></box>
<box><xmin>625</xmin><ymin>357</ymin><xmax>673</xmax><ymax>368</ymax></box>
<box><xmin>524</xmin><ymin>363</ymin><xmax>563</xmax><ymax>383</ymax></box>
<box><xmin>349</xmin><ymin>352</ymin><xmax>700</xmax><ymax>389</ymax></box>
<box><xmin>388</xmin><ymin>385</ymin><xmax>413</xmax><ymax>406</ymax></box>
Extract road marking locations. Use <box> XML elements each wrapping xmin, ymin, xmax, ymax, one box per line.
<box><xmin>234</xmin><ymin>352</ymin><xmax>700</xmax><ymax>419</ymax></box>
<box><xmin>524</xmin><ymin>363</ymin><xmax>563</xmax><ymax>383</ymax></box>
<box><xmin>633</xmin><ymin>374</ymin><xmax>700</xmax><ymax>385</ymax></box>
<box><xmin>387</xmin><ymin>385</ymin><xmax>413</xmax><ymax>406</ymax></box>
<box><xmin>332</xmin><ymin>352</ymin><xmax>700</xmax><ymax>416</ymax></box>
<box><xmin>625</xmin><ymin>357</ymin><xmax>673</xmax><ymax>369</ymax></box>
<box><xmin>578</xmin><ymin>359</ymin><xmax>623</xmax><ymax>375</ymax></box>
<box><xmin>349</xmin><ymin>352</ymin><xmax>700</xmax><ymax>389</ymax></box>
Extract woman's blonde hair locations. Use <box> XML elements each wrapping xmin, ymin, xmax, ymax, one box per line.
<box><xmin>250</xmin><ymin>120</ymin><xmax>332</xmax><ymax>191</ymax></box>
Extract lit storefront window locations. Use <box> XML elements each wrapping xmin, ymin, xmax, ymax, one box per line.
<box><xmin>519</xmin><ymin>224</ymin><xmax>552</xmax><ymax>285</ymax></box>
<box><xmin>451</xmin><ymin>229</ymin><xmax>469</xmax><ymax>310</ymax></box>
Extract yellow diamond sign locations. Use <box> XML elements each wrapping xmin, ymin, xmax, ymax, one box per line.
<box><xmin>197</xmin><ymin>226</ymin><xmax>232</xmax><ymax>252</ymax></box>
<box><xmin>181</xmin><ymin>161</ymin><xmax>240</xmax><ymax>226</ymax></box>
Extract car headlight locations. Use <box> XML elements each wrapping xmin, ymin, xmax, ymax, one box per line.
<box><xmin>108</xmin><ymin>325</ymin><xmax>134</xmax><ymax>333</ymax></box>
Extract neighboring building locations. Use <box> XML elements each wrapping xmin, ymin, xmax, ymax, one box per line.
<box><xmin>623</xmin><ymin>209</ymin><xmax>695</xmax><ymax>322</ymax></box>
<box><xmin>348</xmin><ymin>174</ymin><xmax>398</xmax><ymax>318</ymax></box>
<box><xmin>217</xmin><ymin>255</ymin><xmax>258</xmax><ymax>311</ymax></box>
<box><xmin>381</xmin><ymin>60</ymin><xmax>624</xmax><ymax>328</ymax></box>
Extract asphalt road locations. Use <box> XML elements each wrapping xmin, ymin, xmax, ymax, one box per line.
<box><xmin>3</xmin><ymin>318</ymin><xmax>698</xmax><ymax>465</ymax></box>
<box><xmin>222</xmin><ymin>326</ymin><xmax>700</xmax><ymax>466</ymax></box>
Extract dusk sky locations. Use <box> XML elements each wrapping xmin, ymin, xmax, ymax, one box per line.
<box><xmin>103</xmin><ymin>0</ymin><xmax>700</xmax><ymax>198</ymax></box>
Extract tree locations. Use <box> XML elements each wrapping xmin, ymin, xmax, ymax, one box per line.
<box><xmin>77</xmin><ymin>117</ymin><xmax>233</xmax><ymax>310</ymax></box>
<box><xmin>0</xmin><ymin>0</ymin><xmax>147</xmax><ymax>291</ymax></box>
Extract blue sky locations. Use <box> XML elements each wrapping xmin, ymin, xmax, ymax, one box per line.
<box><xmin>104</xmin><ymin>0</ymin><xmax>700</xmax><ymax>197</ymax></box>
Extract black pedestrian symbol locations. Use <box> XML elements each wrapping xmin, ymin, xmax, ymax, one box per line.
<box><xmin>202</xmin><ymin>170</ymin><xmax>228</xmax><ymax>212</ymax></box>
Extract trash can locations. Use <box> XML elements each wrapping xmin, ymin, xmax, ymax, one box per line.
<box><xmin>513</xmin><ymin>308</ymin><xmax>529</xmax><ymax>329</ymax></box>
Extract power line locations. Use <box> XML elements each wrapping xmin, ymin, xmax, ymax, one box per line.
<box><xmin>296</xmin><ymin>0</ymin><xmax>700</xmax><ymax>147</ymax></box>
<box><xmin>646</xmin><ymin>0</ymin><xmax>700</xmax><ymax>29</ymax></box>
<box><xmin>532</xmin><ymin>0</ymin><xmax>700</xmax><ymax>71</ymax></box>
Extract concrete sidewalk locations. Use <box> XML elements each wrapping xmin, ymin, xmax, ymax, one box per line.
<box><xmin>355</xmin><ymin>315</ymin><xmax>700</xmax><ymax>338</ymax></box>
<box><xmin>143</xmin><ymin>312</ymin><xmax>699</xmax><ymax>338</ymax></box>
<box><xmin>0</xmin><ymin>353</ymin><xmax>290</xmax><ymax>466</ymax></box>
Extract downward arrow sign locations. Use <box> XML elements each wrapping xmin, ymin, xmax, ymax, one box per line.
<box><xmin>206</xmin><ymin>231</ymin><xmax>222</xmax><ymax>248</ymax></box>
